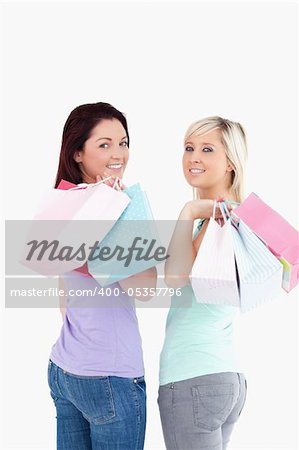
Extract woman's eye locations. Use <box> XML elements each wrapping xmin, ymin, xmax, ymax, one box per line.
<box><xmin>185</xmin><ymin>146</ymin><xmax>194</xmax><ymax>152</ymax></box>
<box><xmin>99</xmin><ymin>143</ymin><xmax>109</xmax><ymax>149</ymax></box>
<box><xmin>120</xmin><ymin>141</ymin><xmax>128</xmax><ymax>147</ymax></box>
<box><xmin>202</xmin><ymin>147</ymin><xmax>213</xmax><ymax>152</ymax></box>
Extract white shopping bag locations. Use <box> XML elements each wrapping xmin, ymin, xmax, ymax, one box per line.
<box><xmin>190</xmin><ymin>202</ymin><xmax>240</xmax><ymax>307</ymax></box>
<box><xmin>21</xmin><ymin>178</ymin><xmax>131</xmax><ymax>276</ymax></box>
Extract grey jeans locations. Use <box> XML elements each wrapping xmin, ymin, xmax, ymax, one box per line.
<box><xmin>158</xmin><ymin>372</ymin><xmax>247</xmax><ymax>450</ymax></box>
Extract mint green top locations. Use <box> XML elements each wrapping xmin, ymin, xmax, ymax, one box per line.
<box><xmin>159</xmin><ymin>220</ymin><xmax>242</xmax><ymax>386</ymax></box>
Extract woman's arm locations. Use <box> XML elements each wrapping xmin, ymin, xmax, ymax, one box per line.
<box><xmin>164</xmin><ymin>205</ymin><xmax>195</xmax><ymax>288</ymax></box>
<box><xmin>164</xmin><ymin>200</ymin><xmax>222</xmax><ymax>288</ymax></box>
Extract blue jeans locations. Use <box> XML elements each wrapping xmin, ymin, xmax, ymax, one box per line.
<box><xmin>48</xmin><ymin>360</ymin><xmax>146</xmax><ymax>450</ymax></box>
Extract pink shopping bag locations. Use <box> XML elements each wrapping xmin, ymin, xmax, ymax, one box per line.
<box><xmin>233</xmin><ymin>193</ymin><xmax>299</xmax><ymax>292</ymax></box>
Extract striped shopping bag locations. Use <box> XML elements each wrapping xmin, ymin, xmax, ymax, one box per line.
<box><xmin>220</xmin><ymin>202</ymin><xmax>284</xmax><ymax>312</ymax></box>
<box><xmin>230</xmin><ymin>219</ymin><xmax>283</xmax><ymax>312</ymax></box>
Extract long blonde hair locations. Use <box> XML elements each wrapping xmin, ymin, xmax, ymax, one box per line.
<box><xmin>185</xmin><ymin>116</ymin><xmax>248</xmax><ymax>202</ymax></box>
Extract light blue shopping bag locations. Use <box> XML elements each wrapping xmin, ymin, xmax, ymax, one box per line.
<box><xmin>220</xmin><ymin>202</ymin><xmax>283</xmax><ymax>312</ymax></box>
<box><xmin>88</xmin><ymin>183</ymin><xmax>163</xmax><ymax>285</ymax></box>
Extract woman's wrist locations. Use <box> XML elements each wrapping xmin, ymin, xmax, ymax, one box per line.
<box><xmin>179</xmin><ymin>202</ymin><xmax>196</xmax><ymax>221</ymax></box>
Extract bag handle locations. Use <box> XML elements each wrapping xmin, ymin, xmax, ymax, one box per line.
<box><xmin>112</xmin><ymin>177</ymin><xmax>123</xmax><ymax>191</ymax></box>
<box><xmin>68</xmin><ymin>176</ymin><xmax>121</xmax><ymax>192</ymax></box>
<box><xmin>212</xmin><ymin>200</ymin><xmax>229</xmax><ymax>222</ymax></box>
<box><xmin>221</xmin><ymin>201</ymin><xmax>241</xmax><ymax>228</ymax></box>
<box><xmin>220</xmin><ymin>201</ymin><xmax>231</xmax><ymax>221</ymax></box>
<box><xmin>215</xmin><ymin>200</ymin><xmax>241</xmax><ymax>227</ymax></box>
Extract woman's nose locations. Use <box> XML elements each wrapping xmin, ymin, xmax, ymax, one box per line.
<box><xmin>190</xmin><ymin>148</ymin><xmax>202</xmax><ymax>163</ymax></box>
<box><xmin>111</xmin><ymin>146</ymin><xmax>124</xmax><ymax>159</ymax></box>
<box><xmin>191</xmin><ymin>157</ymin><xmax>201</xmax><ymax>163</ymax></box>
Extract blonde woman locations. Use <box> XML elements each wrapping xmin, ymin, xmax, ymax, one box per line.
<box><xmin>158</xmin><ymin>117</ymin><xmax>247</xmax><ymax>450</ymax></box>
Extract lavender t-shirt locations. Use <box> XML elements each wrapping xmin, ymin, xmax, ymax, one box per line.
<box><xmin>50</xmin><ymin>272</ymin><xmax>144</xmax><ymax>377</ymax></box>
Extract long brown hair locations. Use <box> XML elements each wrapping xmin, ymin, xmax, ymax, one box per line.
<box><xmin>54</xmin><ymin>102</ymin><xmax>130</xmax><ymax>187</ymax></box>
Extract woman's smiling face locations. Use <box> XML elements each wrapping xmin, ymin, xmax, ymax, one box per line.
<box><xmin>182</xmin><ymin>128</ymin><xmax>234</xmax><ymax>192</ymax></box>
<box><xmin>74</xmin><ymin>118</ymin><xmax>129</xmax><ymax>183</ymax></box>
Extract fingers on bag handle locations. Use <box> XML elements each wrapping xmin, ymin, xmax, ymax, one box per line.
<box><xmin>112</xmin><ymin>177</ymin><xmax>123</xmax><ymax>191</ymax></box>
<box><xmin>213</xmin><ymin>200</ymin><xmax>228</xmax><ymax>222</ymax></box>
<box><xmin>67</xmin><ymin>175</ymin><xmax>125</xmax><ymax>192</ymax></box>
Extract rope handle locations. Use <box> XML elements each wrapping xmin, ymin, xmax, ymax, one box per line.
<box><xmin>68</xmin><ymin>176</ymin><xmax>122</xmax><ymax>191</ymax></box>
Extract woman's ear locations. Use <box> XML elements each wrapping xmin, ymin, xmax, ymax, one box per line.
<box><xmin>74</xmin><ymin>151</ymin><xmax>82</xmax><ymax>163</ymax></box>
<box><xmin>226</xmin><ymin>161</ymin><xmax>234</xmax><ymax>172</ymax></box>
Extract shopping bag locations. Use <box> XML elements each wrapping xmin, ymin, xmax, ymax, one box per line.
<box><xmin>34</xmin><ymin>177</ymin><xmax>128</xmax><ymax>221</ymax></box>
<box><xmin>21</xmin><ymin>178</ymin><xmax>131</xmax><ymax>276</ymax></box>
<box><xmin>233</xmin><ymin>193</ymin><xmax>299</xmax><ymax>292</ymax></box>
<box><xmin>222</xmin><ymin>203</ymin><xmax>283</xmax><ymax>312</ymax></box>
<box><xmin>190</xmin><ymin>203</ymin><xmax>240</xmax><ymax>307</ymax></box>
<box><xmin>55</xmin><ymin>179</ymin><xmax>92</xmax><ymax>278</ymax></box>
<box><xmin>88</xmin><ymin>183</ymin><xmax>163</xmax><ymax>286</ymax></box>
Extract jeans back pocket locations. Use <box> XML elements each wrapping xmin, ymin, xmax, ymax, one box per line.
<box><xmin>65</xmin><ymin>374</ymin><xmax>115</xmax><ymax>425</ymax></box>
<box><xmin>191</xmin><ymin>383</ymin><xmax>234</xmax><ymax>431</ymax></box>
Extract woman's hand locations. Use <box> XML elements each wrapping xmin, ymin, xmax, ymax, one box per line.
<box><xmin>179</xmin><ymin>199</ymin><xmax>224</xmax><ymax>221</ymax></box>
<box><xmin>96</xmin><ymin>173</ymin><xmax>126</xmax><ymax>190</ymax></box>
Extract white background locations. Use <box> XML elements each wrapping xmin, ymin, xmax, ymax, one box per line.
<box><xmin>1</xmin><ymin>1</ymin><xmax>298</xmax><ymax>449</ymax></box>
